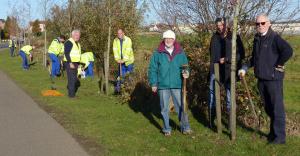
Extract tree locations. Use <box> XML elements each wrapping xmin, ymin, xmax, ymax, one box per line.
<box><xmin>31</xmin><ymin>19</ymin><xmax>41</xmax><ymax>36</ymax></box>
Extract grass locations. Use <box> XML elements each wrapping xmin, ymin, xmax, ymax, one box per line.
<box><xmin>0</xmin><ymin>34</ymin><xmax>299</xmax><ymax>156</ymax></box>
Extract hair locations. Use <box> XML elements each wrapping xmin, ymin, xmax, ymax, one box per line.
<box><xmin>59</xmin><ymin>35</ymin><xmax>66</xmax><ymax>40</ymax></box>
<box><xmin>71</xmin><ymin>29</ymin><xmax>81</xmax><ymax>36</ymax></box>
<box><xmin>215</xmin><ymin>17</ymin><xmax>230</xmax><ymax>38</ymax></box>
<box><xmin>256</xmin><ymin>13</ymin><xmax>270</xmax><ymax>22</ymax></box>
<box><xmin>117</xmin><ymin>28</ymin><xmax>124</xmax><ymax>33</ymax></box>
<box><xmin>215</xmin><ymin>17</ymin><xmax>226</xmax><ymax>25</ymax></box>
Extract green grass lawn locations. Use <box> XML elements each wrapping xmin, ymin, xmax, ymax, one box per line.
<box><xmin>0</xmin><ymin>35</ymin><xmax>299</xmax><ymax>156</ymax></box>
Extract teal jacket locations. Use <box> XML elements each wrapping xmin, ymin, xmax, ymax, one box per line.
<box><xmin>148</xmin><ymin>41</ymin><xmax>188</xmax><ymax>89</ymax></box>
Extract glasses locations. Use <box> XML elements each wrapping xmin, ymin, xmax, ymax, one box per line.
<box><xmin>256</xmin><ymin>22</ymin><xmax>267</xmax><ymax>26</ymax></box>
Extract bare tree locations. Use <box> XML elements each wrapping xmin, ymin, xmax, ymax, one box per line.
<box><xmin>40</xmin><ymin>0</ymin><xmax>54</xmax><ymax>67</ymax></box>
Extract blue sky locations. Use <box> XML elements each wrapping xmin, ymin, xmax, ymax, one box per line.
<box><xmin>1</xmin><ymin>0</ymin><xmax>299</xmax><ymax>26</ymax></box>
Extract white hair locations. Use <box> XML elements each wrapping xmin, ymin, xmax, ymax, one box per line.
<box><xmin>256</xmin><ymin>13</ymin><xmax>270</xmax><ymax>22</ymax></box>
<box><xmin>71</xmin><ymin>29</ymin><xmax>81</xmax><ymax>36</ymax></box>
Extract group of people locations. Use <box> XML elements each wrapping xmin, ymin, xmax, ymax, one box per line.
<box><xmin>148</xmin><ymin>13</ymin><xmax>292</xmax><ymax>145</ymax></box>
<box><xmin>11</xmin><ymin>13</ymin><xmax>292</xmax><ymax>144</ymax></box>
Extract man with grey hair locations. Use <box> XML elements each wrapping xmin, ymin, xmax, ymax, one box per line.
<box><xmin>239</xmin><ymin>14</ymin><xmax>293</xmax><ymax>144</ymax></box>
<box><xmin>64</xmin><ymin>29</ymin><xmax>82</xmax><ymax>98</ymax></box>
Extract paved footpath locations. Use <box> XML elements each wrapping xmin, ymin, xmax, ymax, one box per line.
<box><xmin>0</xmin><ymin>70</ymin><xmax>89</xmax><ymax>156</ymax></box>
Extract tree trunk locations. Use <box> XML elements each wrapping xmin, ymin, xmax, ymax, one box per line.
<box><xmin>104</xmin><ymin>0</ymin><xmax>111</xmax><ymax>95</ymax></box>
<box><xmin>44</xmin><ymin>28</ymin><xmax>47</xmax><ymax>67</ymax></box>
<box><xmin>230</xmin><ymin>0</ymin><xmax>240</xmax><ymax>141</ymax></box>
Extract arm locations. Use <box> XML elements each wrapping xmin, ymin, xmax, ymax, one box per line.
<box><xmin>148</xmin><ymin>52</ymin><xmax>158</xmax><ymax>87</ymax></box>
<box><xmin>112</xmin><ymin>39</ymin><xmax>121</xmax><ymax>62</ymax></box>
<box><xmin>64</xmin><ymin>41</ymin><xmax>73</xmax><ymax>63</ymax></box>
<box><xmin>275</xmin><ymin>35</ymin><xmax>293</xmax><ymax>66</ymax></box>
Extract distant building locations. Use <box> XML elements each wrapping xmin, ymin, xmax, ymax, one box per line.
<box><xmin>0</xmin><ymin>19</ymin><xmax>5</xmax><ymax>29</ymax></box>
<box><xmin>29</xmin><ymin>20</ymin><xmax>46</xmax><ymax>32</ymax></box>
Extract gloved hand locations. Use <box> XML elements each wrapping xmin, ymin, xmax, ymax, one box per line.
<box><xmin>238</xmin><ymin>69</ymin><xmax>246</xmax><ymax>78</ymax></box>
<box><xmin>182</xmin><ymin>70</ymin><xmax>189</xmax><ymax>79</ymax></box>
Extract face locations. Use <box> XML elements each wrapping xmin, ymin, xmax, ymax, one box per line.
<box><xmin>59</xmin><ymin>38</ymin><xmax>65</xmax><ymax>43</ymax></box>
<box><xmin>216</xmin><ymin>21</ymin><xmax>224</xmax><ymax>33</ymax></box>
<box><xmin>72</xmin><ymin>32</ymin><xmax>81</xmax><ymax>41</ymax></box>
<box><xmin>164</xmin><ymin>38</ymin><xmax>175</xmax><ymax>48</ymax></box>
<box><xmin>256</xmin><ymin>16</ymin><xmax>271</xmax><ymax>34</ymax></box>
<box><xmin>117</xmin><ymin>29</ymin><xmax>124</xmax><ymax>39</ymax></box>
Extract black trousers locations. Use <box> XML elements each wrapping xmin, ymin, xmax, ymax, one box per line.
<box><xmin>65</xmin><ymin>62</ymin><xmax>80</xmax><ymax>97</ymax></box>
<box><xmin>258</xmin><ymin>79</ymin><xmax>286</xmax><ymax>142</ymax></box>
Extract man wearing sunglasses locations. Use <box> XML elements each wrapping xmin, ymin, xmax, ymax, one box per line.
<box><xmin>239</xmin><ymin>14</ymin><xmax>293</xmax><ymax>144</ymax></box>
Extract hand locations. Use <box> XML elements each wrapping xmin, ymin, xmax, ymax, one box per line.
<box><xmin>152</xmin><ymin>86</ymin><xmax>157</xmax><ymax>93</ymax></box>
<box><xmin>117</xmin><ymin>60</ymin><xmax>125</xmax><ymax>64</ymax></box>
<box><xmin>69</xmin><ymin>63</ymin><xmax>75</xmax><ymax>69</ymax></box>
<box><xmin>182</xmin><ymin>71</ymin><xmax>189</xmax><ymax>79</ymax></box>
<box><xmin>238</xmin><ymin>69</ymin><xmax>246</xmax><ymax>78</ymax></box>
<box><xmin>220</xmin><ymin>58</ymin><xmax>225</xmax><ymax>64</ymax></box>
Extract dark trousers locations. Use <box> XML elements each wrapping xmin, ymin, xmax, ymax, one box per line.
<box><xmin>258</xmin><ymin>80</ymin><xmax>286</xmax><ymax>142</ymax></box>
<box><xmin>10</xmin><ymin>47</ymin><xmax>15</xmax><ymax>57</ymax></box>
<box><xmin>65</xmin><ymin>62</ymin><xmax>80</xmax><ymax>97</ymax></box>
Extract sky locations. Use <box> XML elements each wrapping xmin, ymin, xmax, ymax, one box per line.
<box><xmin>1</xmin><ymin>0</ymin><xmax>300</xmax><ymax>26</ymax></box>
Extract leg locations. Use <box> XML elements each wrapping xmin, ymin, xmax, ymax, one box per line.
<box><xmin>53</xmin><ymin>55</ymin><xmax>61</xmax><ymax>76</ymax></box>
<box><xmin>158</xmin><ymin>89</ymin><xmax>172</xmax><ymax>133</ymax></box>
<box><xmin>258</xmin><ymin>80</ymin><xmax>275</xmax><ymax>141</ymax></box>
<box><xmin>86</xmin><ymin>62</ymin><xmax>94</xmax><ymax>77</ymax></box>
<box><xmin>225</xmin><ymin>81</ymin><xmax>231</xmax><ymax>112</ymax></box>
<box><xmin>66</xmin><ymin>63</ymin><xmax>78</xmax><ymax>97</ymax></box>
<box><xmin>265</xmin><ymin>80</ymin><xmax>286</xmax><ymax>143</ymax></box>
<box><xmin>208</xmin><ymin>74</ymin><xmax>216</xmax><ymax>126</ymax></box>
<box><xmin>170</xmin><ymin>89</ymin><xmax>191</xmax><ymax>132</ymax></box>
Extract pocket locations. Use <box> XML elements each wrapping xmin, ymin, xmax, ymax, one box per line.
<box><xmin>272</xmin><ymin>68</ymin><xmax>285</xmax><ymax>80</ymax></box>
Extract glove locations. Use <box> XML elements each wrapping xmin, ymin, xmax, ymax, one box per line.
<box><xmin>238</xmin><ymin>69</ymin><xmax>246</xmax><ymax>77</ymax></box>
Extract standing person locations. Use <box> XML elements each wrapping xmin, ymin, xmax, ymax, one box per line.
<box><xmin>48</xmin><ymin>35</ymin><xmax>65</xmax><ymax>77</ymax></box>
<box><xmin>148</xmin><ymin>30</ymin><xmax>192</xmax><ymax>136</ymax></box>
<box><xmin>80</xmin><ymin>52</ymin><xmax>94</xmax><ymax>77</ymax></box>
<box><xmin>113</xmin><ymin>29</ymin><xmax>134</xmax><ymax>93</ymax></box>
<box><xmin>64</xmin><ymin>30</ymin><xmax>82</xmax><ymax>98</ymax></box>
<box><xmin>239</xmin><ymin>14</ymin><xmax>293</xmax><ymax>144</ymax></box>
<box><xmin>19</xmin><ymin>45</ymin><xmax>35</xmax><ymax>70</ymax></box>
<box><xmin>219</xmin><ymin>19</ymin><xmax>245</xmax><ymax>113</ymax></box>
<box><xmin>9</xmin><ymin>38</ymin><xmax>17</xmax><ymax>57</ymax></box>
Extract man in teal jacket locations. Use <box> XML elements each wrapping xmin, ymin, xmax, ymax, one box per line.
<box><xmin>148</xmin><ymin>30</ymin><xmax>192</xmax><ymax>136</ymax></box>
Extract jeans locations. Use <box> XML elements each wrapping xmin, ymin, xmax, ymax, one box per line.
<box><xmin>10</xmin><ymin>47</ymin><xmax>15</xmax><ymax>57</ymax></box>
<box><xmin>158</xmin><ymin>89</ymin><xmax>191</xmax><ymax>133</ymax></box>
<box><xmin>208</xmin><ymin>74</ymin><xmax>231</xmax><ymax>113</ymax></box>
<box><xmin>49</xmin><ymin>53</ymin><xmax>61</xmax><ymax>77</ymax></box>
<box><xmin>115</xmin><ymin>64</ymin><xmax>134</xmax><ymax>92</ymax></box>
<box><xmin>85</xmin><ymin>62</ymin><xmax>94</xmax><ymax>77</ymax></box>
<box><xmin>19</xmin><ymin>51</ymin><xmax>29</xmax><ymax>69</ymax></box>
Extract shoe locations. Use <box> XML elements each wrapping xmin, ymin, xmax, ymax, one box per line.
<box><xmin>182</xmin><ymin>130</ymin><xmax>193</xmax><ymax>135</ymax></box>
<box><xmin>164</xmin><ymin>131</ymin><xmax>171</xmax><ymax>137</ymax></box>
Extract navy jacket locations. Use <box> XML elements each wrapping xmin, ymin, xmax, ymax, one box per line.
<box><xmin>209</xmin><ymin>32</ymin><xmax>225</xmax><ymax>76</ymax></box>
<box><xmin>246</xmin><ymin>29</ymin><xmax>293</xmax><ymax>80</ymax></box>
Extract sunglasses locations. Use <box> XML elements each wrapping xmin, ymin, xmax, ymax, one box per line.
<box><xmin>256</xmin><ymin>22</ymin><xmax>267</xmax><ymax>26</ymax></box>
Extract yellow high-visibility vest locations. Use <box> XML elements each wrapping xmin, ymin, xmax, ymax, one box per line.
<box><xmin>64</xmin><ymin>38</ymin><xmax>81</xmax><ymax>62</ymax></box>
<box><xmin>80</xmin><ymin>52</ymin><xmax>94</xmax><ymax>69</ymax></box>
<box><xmin>48</xmin><ymin>39</ymin><xmax>64</xmax><ymax>56</ymax></box>
<box><xmin>21</xmin><ymin>45</ymin><xmax>33</xmax><ymax>55</ymax></box>
<box><xmin>113</xmin><ymin>35</ymin><xmax>134</xmax><ymax>66</ymax></box>
<box><xmin>9</xmin><ymin>40</ymin><xmax>16</xmax><ymax>48</ymax></box>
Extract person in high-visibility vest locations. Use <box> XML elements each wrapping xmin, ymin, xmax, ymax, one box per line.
<box><xmin>64</xmin><ymin>30</ymin><xmax>81</xmax><ymax>98</ymax></box>
<box><xmin>48</xmin><ymin>35</ymin><xmax>66</xmax><ymax>77</ymax></box>
<box><xmin>113</xmin><ymin>29</ymin><xmax>134</xmax><ymax>93</ymax></box>
<box><xmin>9</xmin><ymin>38</ymin><xmax>17</xmax><ymax>57</ymax></box>
<box><xmin>80</xmin><ymin>52</ymin><xmax>94</xmax><ymax>77</ymax></box>
<box><xmin>19</xmin><ymin>45</ymin><xmax>35</xmax><ymax>70</ymax></box>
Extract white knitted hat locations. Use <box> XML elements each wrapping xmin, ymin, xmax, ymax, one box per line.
<box><xmin>163</xmin><ymin>30</ymin><xmax>176</xmax><ymax>39</ymax></box>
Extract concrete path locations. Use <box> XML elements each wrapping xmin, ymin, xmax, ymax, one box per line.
<box><xmin>0</xmin><ymin>70</ymin><xmax>89</xmax><ymax>156</ymax></box>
